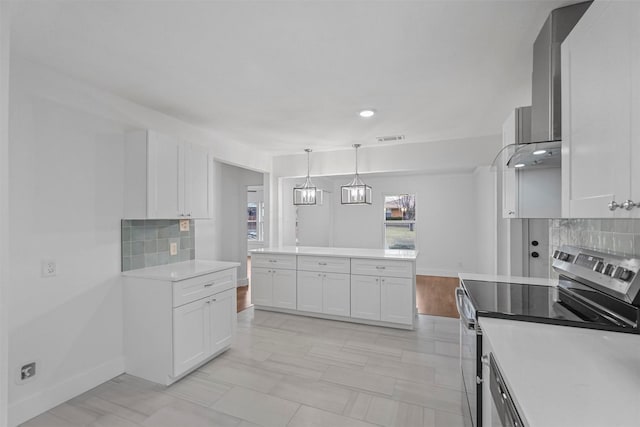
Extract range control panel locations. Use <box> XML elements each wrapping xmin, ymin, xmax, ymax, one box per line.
<box><xmin>553</xmin><ymin>245</ymin><xmax>640</xmax><ymax>304</ymax></box>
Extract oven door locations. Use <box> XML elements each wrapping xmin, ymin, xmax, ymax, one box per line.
<box><xmin>456</xmin><ymin>287</ymin><xmax>482</xmax><ymax>427</ymax></box>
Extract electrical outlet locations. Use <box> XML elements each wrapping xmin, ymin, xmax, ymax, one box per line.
<box><xmin>170</xmin><ymin>242</ymin><xmax>178</xmax><ymax>256</ymax></box>
<box><xmin>179</xmin><ymin>219</ymin><xmax>189</xmax><ymax>232</ymax></box>
<box><xmin>17</xmin><ymin>361</ymin><xmax>36</xmax><ymax>383</ymax></box>
<box><xmin>41</xmin><ymin>259</ymin><xmax>56</xmax><ymax>277</ymax></box>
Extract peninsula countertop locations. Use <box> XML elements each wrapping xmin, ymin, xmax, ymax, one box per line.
<box><xmin>480</xmin><ymin>317</ymin><xmax>640</xmax><ymax>427</ymax></box>
<box><xmin>249</xmin><ymin>246</ymin><xmax>418</xmax><ymax>261</ymax></box>
<box><xmin>122</xmin><ymin>260</ymin><xmax>240</xmax><ymax>281</ymax></box>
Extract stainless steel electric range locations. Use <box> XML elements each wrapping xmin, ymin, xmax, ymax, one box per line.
<box><xmin>456</xmin><ymin>245</ymin><xmax>640</xmax><ymax>427</ymax></box>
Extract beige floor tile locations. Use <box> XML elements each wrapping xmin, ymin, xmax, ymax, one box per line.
<box><xmin>309</xmin><ymin>343</ymin><xmax>369</xmax><ymax>366</ymax></box>
<box><xmin>90</xmin><ymin>414</ymin><xmax>142</xmax><ymax>427</ymax></box>
<box><xmin>20</xmin><ymin>413</ymin><xmax>77</xmax><ymax>427</ymax></box>
<box><xmin>288</xmin><ymin>405</ymin><xmax>378</xmax><ymax>427</ymax></box>
<box><xmin>364</xmin><ymin>396</ymin><xmax>424</xmax><ymax>427</ymax></box>
<box><xmin>322</xmin><ymin>365</ymin><xmax>396</xmax><ymax>395</ymax></box>
<box><xmin>401</xmin><ymin>350</ymin><xmax>459</xmax><ymax>370</ymax></box>
<box><xmin>364</xmin><ymin>357</ymin><xmax>436</xmax><ymax>384</ymax></box>
<box><xmin>72</xmin><ymin>396</ymin><xmax>148</xmax><ymax>424</ymax></box>
<box><xmin>270</xmin><ymin>376</ymin><xmax>356</xmax><ymax>414</ymax></box>
<box><xmin>393</xmin><ymin>380</ymin><xmax>462</xmax><ymax>413</ymax></box>
<box><xmin>212</xmin><ymin>386</ymin><xmax>299</xmax><ymax>427</ymax></box>
<box><xmin>342</xmin><ymin>393</ymin><xmax>373</xmax><ymax>420</ymax></box>
<box><xmin>49</xmin><ymin>402</ymin><xmax>101</xmax><ymax>425</ymax></box>
<box><xmin>91</xmin><ymin>380</ymin><xmax>181</xmax><ymax>417</ymax></box>
<box><xmin>198</xmin><ymin>359</ymin><xmax>284</xmax><ymax>393</ymax></box>
<box><xmin>141</xmin><ymin>400</ymin><xmax>240</xmax><ymax>427</ymax></box>
<box><xmin>164</xmin><ymin>373</ymin><xmax>231</xmax><ymax>406</ymax></box>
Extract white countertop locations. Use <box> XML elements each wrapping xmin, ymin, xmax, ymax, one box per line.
<box><xmin>122</xmin><ymin>260</ymin><xmax>240</xmax><ymax>281</ymax></box>
<box><xmin>459</xmin><ymin>272</ymin><xmax>558</xmax><ymax>287</ymax></box>
<box><xmin>480</xmin><ymin>317</ymin><xmax>640</xmax><ymax>427</ymax></box>
<box><xmin>250</xmin><ymin>246</ymin><xmax>418</xmax><ymax>261</ymax></box>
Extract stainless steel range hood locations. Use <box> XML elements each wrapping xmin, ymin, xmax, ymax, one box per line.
<box><xmin>505</xmin><ymin>1</ymin><xmax>591</xmax><ymax>170</ymax></box>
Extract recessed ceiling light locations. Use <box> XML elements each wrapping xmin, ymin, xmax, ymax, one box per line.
<box><xmin>533</xmin><ymin>149</ymin><xmax>547</xmax><ymax>155</ymax></box>
<box><xmin>359</xmin><ymin>109</ymin><xmax>376</xmax><ymax>118</ymax></box>
<box><xmin>514</xmin><ymin>163</ymin><xmax>526</xmax><ymax>168</ymax></box>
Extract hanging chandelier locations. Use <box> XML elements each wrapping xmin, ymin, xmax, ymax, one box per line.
<box><xmin>293</xmin><ymin>148</ymin><xmax>318</xmax><ymax>205</ymax></box>
<box><xmin>341</xmin><ymin>144</ymin><xmax>372</xmax><ymax>205</ymax></box>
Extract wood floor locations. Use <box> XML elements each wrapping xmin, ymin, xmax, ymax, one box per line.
<box><xmin>22</xmin><ymin>308</ymin><xmax>464</xmax><ymax>427</ymax></box>
<box><xmin>237</xmin><ymin>275</ymin><xmax>460</xmax><ymax>318</ymax></box>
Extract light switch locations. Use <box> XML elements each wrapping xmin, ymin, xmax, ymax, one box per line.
<box><xmin>170</xmin><ymin>242</ymin><xmax>178</xmax><ymax>256</ymax></box>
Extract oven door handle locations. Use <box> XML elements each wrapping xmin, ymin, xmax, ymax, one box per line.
<box><xmin>455</xmin><ymin>287</ymin><xmax>476</xmax><ymax>330</ymax></box>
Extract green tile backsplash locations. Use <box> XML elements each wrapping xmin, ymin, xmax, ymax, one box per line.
<box><xmin>121</xmin><ymin>219</ymin><xmax>195</xmax><ymax>271</ymax></box>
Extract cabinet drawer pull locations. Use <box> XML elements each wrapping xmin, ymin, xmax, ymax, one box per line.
<box><xmin>376</xmin><ymin>266</ymin><xmax>386</xmax><ymax>270</ymax></box>
<box><xmin>204</xmin><ymin>283</ymin><xmax>214</xmax><ymax>287</ymax></box>
<box><xmin>318</xmin><ymin>262</ymin><xmax>327</xmax><ymax>266</ymax></box>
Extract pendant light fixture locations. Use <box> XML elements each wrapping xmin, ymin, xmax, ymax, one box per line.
<box><xmin>293</xmin><ymin>148</ymin><xmax>318</xmax><ymax>205</ymax></box>
<box><xmin>341</xmin><ymin>144</ymin><xmax>372</xmax><ymax>205</ymax></box>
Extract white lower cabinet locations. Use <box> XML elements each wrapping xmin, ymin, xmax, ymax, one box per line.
<box><xmin>124</xmin><ymin>267</ymin><xmax>237</xmax><ymax>385</ymax></box>
<box><xmin>252</xmin><ymin>267</ymin><xmax>297</xmax><ymax>309</ymax></box>
<box><xmin>380</xmin><ymin>276</ymin><xmax>413</xmax><ymax>324</ymax></box>
<box><xmin>350</xmin><ymin>275</ymin><xmax>381</xmax><ymax>320</ymax></box>
<box><xmin>297</xmin><ymin>270</ymin><xmax>350</xmax><ymax>316</ymax></box>
<box><xmin>173</xmin><ymin>297</ymin><xmax>209</xmax><ymax>377</ymax></box>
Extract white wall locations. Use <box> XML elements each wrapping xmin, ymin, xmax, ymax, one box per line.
<box><xmin>473</xmin><ymin>166</ymin><xmax>497</xmax><ymax>275</ymax></box>
<box><xmin>291</xmin><ymin>171</ymin><xmax>479</xmax><ymax>277</ymax></box>
<box><xmin>8</xmin><ymin>71</ymin><xmax>127</xmax><ymax>426</ymax></box>
<box><xmin>6</xmin><ymin>58</ymin><xmax>274</xmax><ymax>426</ymax></box>
<box><xmin>0</xmin><ymin>5</ymin><xmax>10</xmax><ymax>426</ymax></box>
<box><xmin>217</xmin><ymin>162</ymin><xmax>264</xmax><ymax>284</ymax></box>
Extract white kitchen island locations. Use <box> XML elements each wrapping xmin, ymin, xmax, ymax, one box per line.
<box><xmin>250</xmin><ymin>246</ymin><xmax>418</xmax><ymax>329</ymax></box>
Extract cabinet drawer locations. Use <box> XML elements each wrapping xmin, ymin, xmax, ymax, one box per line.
<box><xmin>251</xmin><ymin>253</ymin><xmax>297</xmax><ymax>270</ymax></box>
<box><xmin>173</xmin><ymin>269</ymin><xmax>235</xmax><ymax>308</ymax></box>
<box><xmin>350</xmin><ymin>258</ymin><xmax>413</xmax><ymax>278</ymax></box>
<box><xmin>297</xmin><ymin>256</ymin><xmax>350</xmax><ymax>274</ymax></box>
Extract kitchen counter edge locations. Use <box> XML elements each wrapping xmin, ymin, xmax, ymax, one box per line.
<box><xmin>122</xmin><ymin>260</ymin><xmax>241</xmax><ymax>281</ymax></box>
<box><xmin>250</xmin><ymin>246</ymin><xmax>418</xmax><ymax>261</ymax></box>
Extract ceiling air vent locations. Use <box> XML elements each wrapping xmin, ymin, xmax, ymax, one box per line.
<box><xmin>376</xmin><ymin>135</ymin><xmax>405</xmax><ymax>143</ymax></box>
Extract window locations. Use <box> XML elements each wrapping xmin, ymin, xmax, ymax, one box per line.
<box><xmin>383</xmin><ymin>194</ymin><xmax>416</xmax><ymax>250</ymax></box>
<box><xmin>247</xmin><ymin>200</ymin><xmax>264</xmax><ymax>241</ymax></box>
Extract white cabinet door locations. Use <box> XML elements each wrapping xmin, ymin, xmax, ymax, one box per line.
<box><xmin>210</xmin><ymin>288</ymin><xmax>236</xmax><ymax>355</ymax></box>
<box><xmin>173</xmin><ymin>298</ymin><xmax>209</xmax><ymax>377</ymax></box>
<box><xmin>323</xmin><ymin>273</ymin><xmax>350</xmax><ymax>317</ymax></box>
<box><xmin>273</xmin><ymin>269</ymin><xmax>297</xmax><ymax>309</ymax></box>
<box><xmin>297</xmin><ymin>271</ymin><xmax>323</xmax><ymax>313</ymax></box>
<box><xmin>251</xmin><ymin>267</ymin><xmax>273</xmax><ymax>306</ymax></box>
<box><xmin>350</xmin><ymin>275</ymin><xmax>380</xmax><ymax>321</ymax></box>
<box><xmin>148</xmin><ymin>131</ymin><xmax>181</xmax><ymax>218</ymax></box>
<box><xmin>184</xmin><ymin>143</ymin><xmax>211</xmax><ymax>219</ymax></box>
<box><xmin>562</xmin><ymin>2</ymin><xmax>633</xmax><ymax>217</ymax></box>
<box><xmin>380</xmin><ymin>277</ymin><xmax>413</xmax><ymax>325</ymax></box>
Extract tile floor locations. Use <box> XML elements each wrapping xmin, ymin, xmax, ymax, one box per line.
<box><xmin>21</xmin><ymin>309</ymin><xmax>464</xmax><ymax>427</ymax></box>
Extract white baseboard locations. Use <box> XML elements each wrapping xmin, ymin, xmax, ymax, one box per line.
<box><xmin>8</xmin><ymin>357</ymin><xmax>125</xmax><ymax>427</ymax></box>
<box><xmin>236</xmin><ymin>277</ymin><xmax>249</xmax><ymax>287</ymax></box>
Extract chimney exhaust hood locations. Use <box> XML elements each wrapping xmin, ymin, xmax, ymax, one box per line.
<box><xmin>500</xmin><ymin>1</ymin><xmax>591</xmax><ymax>170</ymax></box>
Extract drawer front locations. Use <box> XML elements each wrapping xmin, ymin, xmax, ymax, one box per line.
<box><xmin>350</xmin><ymin>258</ymin><xmax>413</xmax><ymax>278</ymax></box>
<box><xmin>173</xmin><ymin>269</ymin><xmax>236</xmax><ymax>308</ymax></box>
<box><xmin>251</xmin><ymin>253</ymin><xmax>297</xmax><ymax>270</ymax></box>
<box><xmin>297</xmin><ymin>256</ymin><xmax>350</xmax><ymax>274</ymax></box>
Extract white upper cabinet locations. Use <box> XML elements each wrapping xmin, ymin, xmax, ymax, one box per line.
<box><xmin>562</xmin><ymin>2</ymin><xmax>640</xmax><ymax>218</ymax></box>
<box><xmin>124</xmin><ymin>130</ymin><xmax>212</xmax><ymax>219</ymax></box>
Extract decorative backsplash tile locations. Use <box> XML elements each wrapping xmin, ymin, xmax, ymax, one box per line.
<box><xmin>548</xmin><ymin>218</ymin><xmax>640</xmax><ymax>278</ymax></box>
<box><xmin>121</xmin><ymin>219</ymin><xmax>195</xmax><ymax>271</ymax></box>
<box><xmin>549</xmin><ymin>219</ymin><xmax>640</xmax><ymax>257</ymax></box>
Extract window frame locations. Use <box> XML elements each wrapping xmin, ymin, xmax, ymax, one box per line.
<box><xmin>382</xmin><ymin>192</ymin><xmax>417</xmax><ymax>251</ymax></box>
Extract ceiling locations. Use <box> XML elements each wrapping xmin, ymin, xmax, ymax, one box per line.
<box><xmin>8</xmin><ymin>0</ymin><xmax>572</xmax><ymax>155</ymax></box>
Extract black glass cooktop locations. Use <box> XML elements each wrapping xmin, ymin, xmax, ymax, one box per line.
<box><xmin>461</xmin><ymin>279</ymin><xmax>639</xmax><ymax>332</ymax></box>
